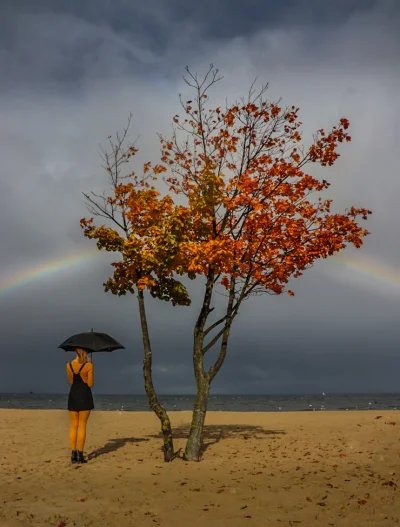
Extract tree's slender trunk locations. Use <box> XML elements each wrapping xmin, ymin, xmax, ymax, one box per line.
<box><xmin>183</xmin><ymin>338</ymin><xmax>211</xmax><ymax>461</ymax></box>
<box><xmin>184</xmin><ymin>273</ymin><xmax>237</xmax><ymax>461</ymax></box>
<box><xmin>137</xmin><ymin>289</ymin><xmax>178</xmax><ymax>462</ymax></box>
<box><xmin>184</xmin><ymin>269</ymin><xmax>215</xmax><ymax>461</ymax></box>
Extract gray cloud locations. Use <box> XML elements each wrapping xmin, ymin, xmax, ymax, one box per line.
<box><xmin>0</xmin><ymin>0</ymin><xmax>399</xmax><ymax>395</ymax></box>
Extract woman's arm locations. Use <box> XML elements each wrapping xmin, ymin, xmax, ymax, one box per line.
<box><xmin>86</xmin><ymin>364</ymin><xmax>94</xmax><ymax>388</ymax></box>
<box><xmin>66</xmin><ymin>363</ymin><xmax>73</xmax><ymax>385</ymax></box>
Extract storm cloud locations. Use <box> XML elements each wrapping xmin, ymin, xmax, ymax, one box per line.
<box><xmin>0</xmin><ymin>0</ymin><xmax>399</xmax><ymax>395</ymax></box>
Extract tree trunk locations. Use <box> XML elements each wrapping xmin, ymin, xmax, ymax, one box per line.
<box><xmin>183</xmin><ymin>270</ymin><xmax>215</xmax><ymax>461</ymax></box>
<box><xmin>184</xmin><ymin>273</ymin><xmax>237</xmax><ymax>461</ymax></box>
<box><xmin>184</xmin><ymin>368</ymin><xmax>210</xmax><ymax>461</ymax></box>
<box><xmin>137</xmin><ymin>289</ymin><xmax>178</xmax><ymax>462</ymax></box>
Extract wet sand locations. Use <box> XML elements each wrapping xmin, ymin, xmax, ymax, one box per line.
<box><xmin>0</xmin><ymin>409</ymin><xmax>399</xmax><ymax>526</ymax></box>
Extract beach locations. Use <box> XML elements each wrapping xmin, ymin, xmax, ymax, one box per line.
<box><xmin>0</xmin><ymin>410</ymin><xmax>399</xmax><ymax>527</ymax></box>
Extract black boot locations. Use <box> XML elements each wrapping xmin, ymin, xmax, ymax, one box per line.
<box><xmin>77</xmin><ymin>451</ymin><xmax>87</xmax><ymax>464</ymax></box>
<box><xmin>71</xmin><ymin>450</ymin><xmax>78</xmax><ymax>464</ymax></box>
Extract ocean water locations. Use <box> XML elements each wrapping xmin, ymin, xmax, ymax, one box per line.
<box><xmin>0</xmin><ymin>393</ymin><xmax>400</xmax><ymax>412</ymax></box>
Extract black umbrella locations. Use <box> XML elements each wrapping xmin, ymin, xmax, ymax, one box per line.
<box><xmin>58</xmin><ymin>329</ymin><xmax>124</xmax><ymax>361</ymax></box>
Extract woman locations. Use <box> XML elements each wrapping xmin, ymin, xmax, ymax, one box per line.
<box><xmin>66</xmin><ymin>347</ymin><xmax>94</xmax><ymax>464</ymax></box>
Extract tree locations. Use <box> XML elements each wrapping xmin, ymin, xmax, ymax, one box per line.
<box><xmin>80</xmin><ymin>116</ymin><xmax>186</xmax><ymax>461</ymax></box>
<box><xmin>80</xmin><ymin>65</ymin><xmax>371</xmax><ymax>462</ymax></box>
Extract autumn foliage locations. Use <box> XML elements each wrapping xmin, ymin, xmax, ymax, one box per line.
<box><xmin>81</xmin><ymin>76</ymin><xmax>370</xmax><ymax>304</ymax></box>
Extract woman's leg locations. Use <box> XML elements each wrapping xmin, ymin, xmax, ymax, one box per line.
<box><xmin>69</xmin><ymin>411</ymin><xmax>79</xmax><ymax>450</ymax></box>
<box><xmin>77</xmin><ymin>410</ymin><xmax>91</xmax><ymax>451</ymax></box>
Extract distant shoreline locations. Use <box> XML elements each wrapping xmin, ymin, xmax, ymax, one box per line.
<box><xmin>2</xmin><ymin>392</ymin><xmax>400</xmax><ymax>396</ymax></box>
<box><xmin>1</xmin><ymin>392</ymin><xmax>400</xmax><ymax>412</ymax></box>
<box><xmin>0</xmin><ymin>408</ymin><xmax>398</xmax><ymax>413</ymax></box>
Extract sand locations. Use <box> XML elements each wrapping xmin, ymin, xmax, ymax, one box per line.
<box><xmin>0</xmin><ymin>409</ymin><xmax>399</xmax><ymax>527</ymax></box>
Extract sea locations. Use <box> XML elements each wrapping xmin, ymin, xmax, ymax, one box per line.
<box><xmin>1</xmin><ymin>393</ymin><xmax>400</xmax><ymax>412</ymax></box>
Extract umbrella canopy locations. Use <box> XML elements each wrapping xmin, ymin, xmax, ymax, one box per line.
<box><xmin>58</xmin><ymin>331</ymin><xmax>124</xmax><ymax>353</ymax></box>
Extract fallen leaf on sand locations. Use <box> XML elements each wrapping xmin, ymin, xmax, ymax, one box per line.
<box><xmin>241</xmin><ymin>505</ymin><xmax>248</xmax><ymax>509</ymax></box>
<box><xmin>78</xmin><ymin>498</ymin><xmax>88</xmax><ymax>502</ymax></box>
<box><xmin>244</xmin><ymin>515</ymin><xmax>252</xmax><ymax>518</ymax></box>
<box><xmin>375</xmin><ymin>416</ymin><xmax>383</xmax><ymax>420</ymax></box>
<box><xmin>317</xmin><ymin>502</ymin><xmax>326</xmax><ymax>506</ymax></box>
<box><xmin>58</xmin><ymin>523</ymin><xmax>67</xmax><ymax>527</ymax></box>
<box><xmin>382</xmin><ymin>481</ymin><xmax>397</xmax><ymax>488</ymax></box>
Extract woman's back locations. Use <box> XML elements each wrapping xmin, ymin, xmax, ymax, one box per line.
<box><xmin>67</xmin><ymin>359</ymin><xmax>94</xmax><ymax>387</ymax></box>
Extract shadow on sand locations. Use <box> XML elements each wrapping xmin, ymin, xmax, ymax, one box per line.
<box><xmin>148</xmin><ymin>423</ymin><xmax>286</xmax><ymax>455</ymax></box>
<box><xmin>88</xmin><ymin>425</ymin><xmax>286</xmax><ymax>460</ymax></box>
<box><xmin>87</xmin><ymin>437</ymin><xmax>149</xmax><ymax>460</ymax></box>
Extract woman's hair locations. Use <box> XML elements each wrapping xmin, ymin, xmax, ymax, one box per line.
<box><xmin>75</xmin><ymin>348</ymin><xmax>89</xmax><ymax>364</ymax></box>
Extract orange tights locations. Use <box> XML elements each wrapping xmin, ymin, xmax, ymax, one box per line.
<box><xmin>69</xmin><ymin>410</ymin><xmax>91</xmax><ymax>451</ymax></box>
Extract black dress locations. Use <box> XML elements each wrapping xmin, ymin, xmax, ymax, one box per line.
<box><xmin>67</xmin><ymin>362</ymin><xmax>94</xmax><ymax>411</ymax></box>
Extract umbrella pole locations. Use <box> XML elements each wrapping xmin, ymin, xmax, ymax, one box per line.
<box><xmin>91</xmin><ymin>328</ymin><xmax>93</xmax><ymax>363</ymax></box>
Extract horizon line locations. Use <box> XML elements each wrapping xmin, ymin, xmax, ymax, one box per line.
<box><xmin>1</xmin><ymin>391</ymin><xmax>400</xmax><ymax>397</ymax></box>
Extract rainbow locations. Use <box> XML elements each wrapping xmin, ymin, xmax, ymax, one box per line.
<box><xmin>0</xmin><ymin>247</ymin><xmax>397</xmax><ymax>297</ymax></box>
<box><xmin>329</xmin><ymin>252</ymin><xmax>400</xmax><ymax>293</ymax></box>
<box><xmin>0</xmin><ymin>249</ymin><xmax>101</xmax><ymax>296</ymax></box>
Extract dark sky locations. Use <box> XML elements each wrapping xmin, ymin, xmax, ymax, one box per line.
<box><xmin>0</xmin><ymin>0</ymin><xmax>399</xmax><ymax>395</ymax></box>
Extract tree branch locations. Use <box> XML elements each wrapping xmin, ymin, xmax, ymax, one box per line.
<box><xmin>202</xmin><ymin>325</ymin><xmax>227</xmax><ymax>354</ymax></box>
<box><xmin>203</xmin><ymin>314</ymin><xmax>229</xmax><ymax>338</ymax></box>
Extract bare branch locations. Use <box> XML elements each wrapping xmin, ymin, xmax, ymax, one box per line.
<box><xmin>203</xmin><ymin>314</ymin><xmax>229</xmax><ymax>338</ymax></box>
<box><xmin>201</xmin><ymin>325</ymin><xmax>226</xmax><ymax>354</ymax></box>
